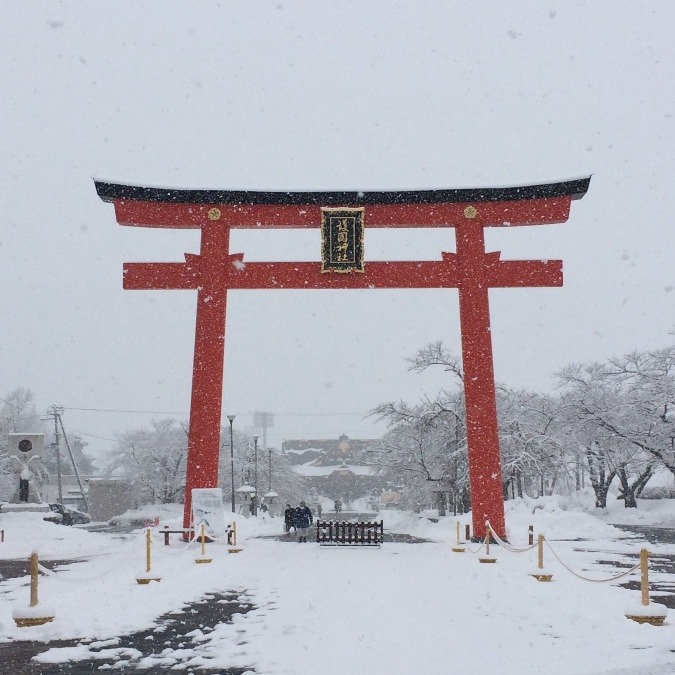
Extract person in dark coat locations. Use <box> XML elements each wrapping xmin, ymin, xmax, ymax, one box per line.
<box><xmin>294</xmin><ymin>501</ymin><xmax>313</xmax><ymax>543</ymax></box>
<box><xmin>284</xmin><ymin>503</ymin><xmax>296</xmax><ymax>535</ymax></box>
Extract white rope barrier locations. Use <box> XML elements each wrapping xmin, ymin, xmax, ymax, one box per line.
<box><xmin>480</xmin><ymin>521</ymin><xmax>645</xmax><ymax>585</ymax></box>
<box><xmin>155</xmin><ymin>533</ymin><xmax>201</xmax><ymax>557</ymax></box>
<box><xmin>543</xmin><ymin>538</ymin><xmax>642</xmax><ymax>583</ymax></box>
<box><xmin>37</xmin><ymin>560</ymin><xmax>126</xmax><ymax>583</ymax></box>
<box><xmin>464</xmin><ymin>539</ymin><xmax>487</xmax><ymax>554</ymax></box>
<box><xmin>31</xmin><ymin>539</ymin><xmax>139</xmax><ymax>562</ymax></box>
<box><xmin>486</xmin><ymin>522</ymin><xmax>538</xmax><ymax>554</ymax></box>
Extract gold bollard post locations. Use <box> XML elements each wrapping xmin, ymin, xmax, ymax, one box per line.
<box><xmin>640</xmin><ymin>548</ymin><xmax>650</xmax><ymax>607</ymax></box>
<box><xmin>530</xmin><ymin>534</ymin><xmax>553</xmax><ymax>581</ymax></box>
<box><xmin>479</xmin><ymin>526</ymin><xmax>496</xmax><ymax>563</ymax></box>
<box><xmin>195</xmin><ymin>523</ymin><xmax>213</xmax><ymax>563</ymax></box>
<box><xmin>452</xmin><ymin>521</ymin><xmax>466</xmax><ymax>553</ymax></box>
<box><xmin>228</xmin><ymin>520</ymin><xmax>243</xmax><ymax>553</ymax></box>
<box><xmin>13</xmin><ymin>552</ymin><xmax>55</xmax><ymax>627</ymax></box>
<box><xmin>146</xmin><ymin>528</ymin><xmax>151</xmax><ymax>573</ymax></box>
<box><xmin>625</xmin><ymin>548</ymin><xmax>666</xmax><ymax>625</ymax></box>
<box><xmin>136</xmin><ymin>528</ymin><xmax>161</xmax><ymax>584</ymax></box>
<box><xmin>30</xmin><ymin>551</ymin><xmax>39</xmax><ymax>607</ymax></box>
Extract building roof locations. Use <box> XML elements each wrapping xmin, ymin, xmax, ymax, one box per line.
<box><xmin>293</xmin><ymin>461</ymin><xmax>377</xmax><ymax>477</ymax></box>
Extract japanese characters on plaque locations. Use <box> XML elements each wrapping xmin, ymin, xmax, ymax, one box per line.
<box><xmin>320</xmin><ymin>207</ymin><xmax>365</xmax><ymax>273</ymax></box>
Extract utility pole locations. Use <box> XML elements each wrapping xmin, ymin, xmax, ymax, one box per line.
<box><xmin>253</xmin><ymin>435</ymin><xmax>259</xmax><ymax>516</ymax></box>
<box><xmin>58</xmin><ymin>413</ymin><xmax>89</xmax><ymax>513</ymax></box>
<box><xmin>253</xmin><ymin>411</ymin><xmax>274</xmax><ymax>453</ymax></box>
<box><xmin>46</xmin><ymin>405</ymin><xmax>64</xmax><ymax>504</ymax></box>
<box><xmin>45</xmin><ymin>406</ymin><xmax>89</xmax><ymax>512</ymax></box>
<box><xmin>268</xmin><ymin>448</ymin><xmax>272</xmax><ymax>493</ymax></box>
<box><xmin>227</xmin><ymin>415</ymin><xmax>236</xmax><ymax>513</ymax></box>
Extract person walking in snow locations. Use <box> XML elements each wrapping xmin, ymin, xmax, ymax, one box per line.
<box><xmin>294</xmin><ymin>501</ymin><xmax>313</xmax><ymax>543</ymax></box>
<box><xmin>284</xmin><ymin>503</ymin><xmax>296</xmax><ymax>535</ymax></box>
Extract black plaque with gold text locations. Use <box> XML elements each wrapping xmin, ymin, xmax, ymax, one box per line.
<box><xmin>321</xmin><ymin>207</ymin><xmax>365</xmax><ymax>273</ymax></box>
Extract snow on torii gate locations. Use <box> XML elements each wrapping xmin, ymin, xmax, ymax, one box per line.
<box><xmin>95</xmin><ymin>177</ymin><xmax>590</xmax><ymax>539</ymax></box>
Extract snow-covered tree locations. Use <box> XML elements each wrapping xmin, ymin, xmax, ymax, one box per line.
<box><xmin>369</xmin><ymin>341</ymin><xmax>470</xmax><ymax>513</ymax></box>
<box><xmin>229</xmin><ymin>436</ymin><xmax>307</xmax><ymax>508</ymax></box>
<box><xmin>556</xmin><ymin>356</ymin><xmax>658</xmax><ymax>508</ymax></box>
<box><xmin>106</xmin><ymin>419</ymin><xmax>188</xmax><ymax>504</ymax></box>
<box><xmin>104</xmin><ymin>418</ymin><xmax>307</xmax><ymax>509</ymax></box>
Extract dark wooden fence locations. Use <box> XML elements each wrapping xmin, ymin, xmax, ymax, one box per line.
<box><xmin>316</xmin><ymin>520</ymin><xmax>384</xmax><ymax>546</ymax></box>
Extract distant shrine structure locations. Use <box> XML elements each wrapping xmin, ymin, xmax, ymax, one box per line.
<box><xmin>282</xmin><ymin>434</ymin><xmax>382</xmax><ymax>504</ymax></box>
<box><xmin>95</xmin><ymin>177</ymin><xmax>590</xmax><ymax>539</ymax></box>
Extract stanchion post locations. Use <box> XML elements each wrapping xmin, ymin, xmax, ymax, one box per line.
<box><xmin>529</xmin><ymin>534</ymin><xmax>553</xmax><ymax>581</ymax></box>
<box><xmin>465</xmin><ymin>524</ymin><xmax>471</xmax><ymax>542</ymax></box>
<box><xmin>479</xmin><ymin>525</ymin><xmax>497</xmax><ymax>563</ymax></box>
<box><xmin>30</xmin><ymin>552</ymin><xmax>39</xmax><ymax>607</ymax></box>
<box><xmin>625</xmin><ymin>548</ymin><xmax>666</xmax><ymax>625</ymax></box>
<box><xmin>452</xmin><ymin>521</ymin><xmax>466</xmax><ymax>552</ymax></box>
<box><xmin>228</xmin><ymin>520</ymin><xmax>243</xmax><ymax>553</ymax></box>
<box><xmin>528</xmin><ymin>525</ymin><xmax>534</xmax><ymax>546</ymax></box>
<box><xmin>640</xmin><ymin>548</ymin><xmax>650</xmax><ymax>606</ymax></box>
<box><xmin>136</xmin><ymin>528</ymin><xmax>161</xmax><ymax>583</ymax></box>
<box><xmin>13</xmin><ymin>551</ymin><xmax>55</xmax><ymax>627</ymax></box>
<box><xmin>145</xmin><ymin>528</ymin><xmax>151</xmax><ymax>573</ymax></box>
<box><xmin>195</xmin><ymin>523</ymin><xmax>213</xmax><ymax>563</ymax></box>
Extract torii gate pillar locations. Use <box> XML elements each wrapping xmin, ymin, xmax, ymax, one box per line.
<box><xmin>95</xmin><ymin>177</ymin><xmax>590</xmax><ymax>540</ymax></box>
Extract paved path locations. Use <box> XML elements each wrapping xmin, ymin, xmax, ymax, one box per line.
<box><xmin>0</xmin><ymin>516</ymin><xmax>426</xmax><ymax>673</ymax></box>
<box><xmin>261</xmin><ymin>512</ymin><xmax>432</xmax><ymax>544</ymax></box>
<box><xmin>596</xmin><ymin>525</ymin><xmax>675</xmax><ymax>609</ymax></box>
<box><xmin>0</xmin><ymin>591</ymin><xmax>253</xmax><ymax>675</ymax></box>
<box><xmin>6</xmin><ymin>521</ymin><xmax>665</xmax><ymax>672</ymax></box>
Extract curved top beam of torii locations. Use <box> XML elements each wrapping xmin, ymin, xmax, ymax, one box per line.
<box><xmin>95</xmin><ymin>176</ymin><xmax>589</xmax><ymax>207</ymax></box>
<box><xmin>94</xmin><ymin>177</ymin><xmax>590</xmax><ymax>231</ymax></box>
<box><xmin>95</xmin><ymin>175</ymin><xmax>590</xmax><ymax>541</ymax></box>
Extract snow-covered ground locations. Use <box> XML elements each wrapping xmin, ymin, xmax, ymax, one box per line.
<box><xmin>2</xmin><ymin>495</ymin><xmax>675</xmax><ymax>674</ymax></box>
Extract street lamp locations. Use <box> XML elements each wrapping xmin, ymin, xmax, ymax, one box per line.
<box><xmin>253</xmin><ymin>435</ymin><xmax>259</xmax><ymax>516</ymax></box>
<box><xmin>227</xmin><ymin>415</ymin><xmax>236</xmax><ymax>513</ymax></box>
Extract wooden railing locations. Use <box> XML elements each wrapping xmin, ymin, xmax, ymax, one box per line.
<box><xmin>316</xmin><ymin>520</ymin><xmax>384</xmax><ymax>546</ymax></box>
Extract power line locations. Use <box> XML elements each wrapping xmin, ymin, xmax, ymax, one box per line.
<box><xmin>63</xmin><ymin>428</ymin><xmax>119</xmax><ymax>443</ymax></box>
<box><xmin>63</xmin><ymin>406</ymin><xmax>187</xmax><ymax>415</ymax></box>
<box><xmin>61</xmin><ymin>406</ymin><xmax>371</xmax><ymax>418</ymax></box>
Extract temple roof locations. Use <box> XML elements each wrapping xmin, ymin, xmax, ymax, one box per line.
<box><xmin>94</xmin><ymin>176</ymin><xmax>591</xmax><ymax>207</ymax></box>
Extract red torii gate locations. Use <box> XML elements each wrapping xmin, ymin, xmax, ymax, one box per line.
<box><xmin>95</xmin><ymin>177</ymin><xmax>590</xmax><ymax>539</ymax></box>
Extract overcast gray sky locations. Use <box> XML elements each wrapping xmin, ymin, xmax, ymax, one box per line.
<box><xmin>1</xmin><ymin>2</ymin><xmax>673</xmax><ymax>459</ymax></box>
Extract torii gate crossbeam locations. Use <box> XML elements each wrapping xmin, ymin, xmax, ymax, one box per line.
<box><xmin>95</xmin><ymin>177</ymin><xmax>590</xmax><ymax>540</ymax></box>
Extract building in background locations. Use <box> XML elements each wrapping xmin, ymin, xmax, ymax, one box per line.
<box><xmin>86</xmin><ymin>478</ymin><xmax>134</xmax><ymax>522</ymax></box>
<box><xmin>282</xmin><ymin>434</ymin><xmax>383</xmax><ymax>506</ymax></box>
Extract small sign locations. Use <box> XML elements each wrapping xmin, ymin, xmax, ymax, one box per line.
<box><xmin>191</xmin><ymin>488</ymin><xmax>227</xmax><ymax>539</ymax></box>
<box><xmin>7</xmin><ymin>433</ymin><xmax>44</xmax><ymax>462</ymax></box>
<box><xmin>321</xmin><ymin>207</ymin><xmax>365</xmax><ymax>273</ymax></box>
